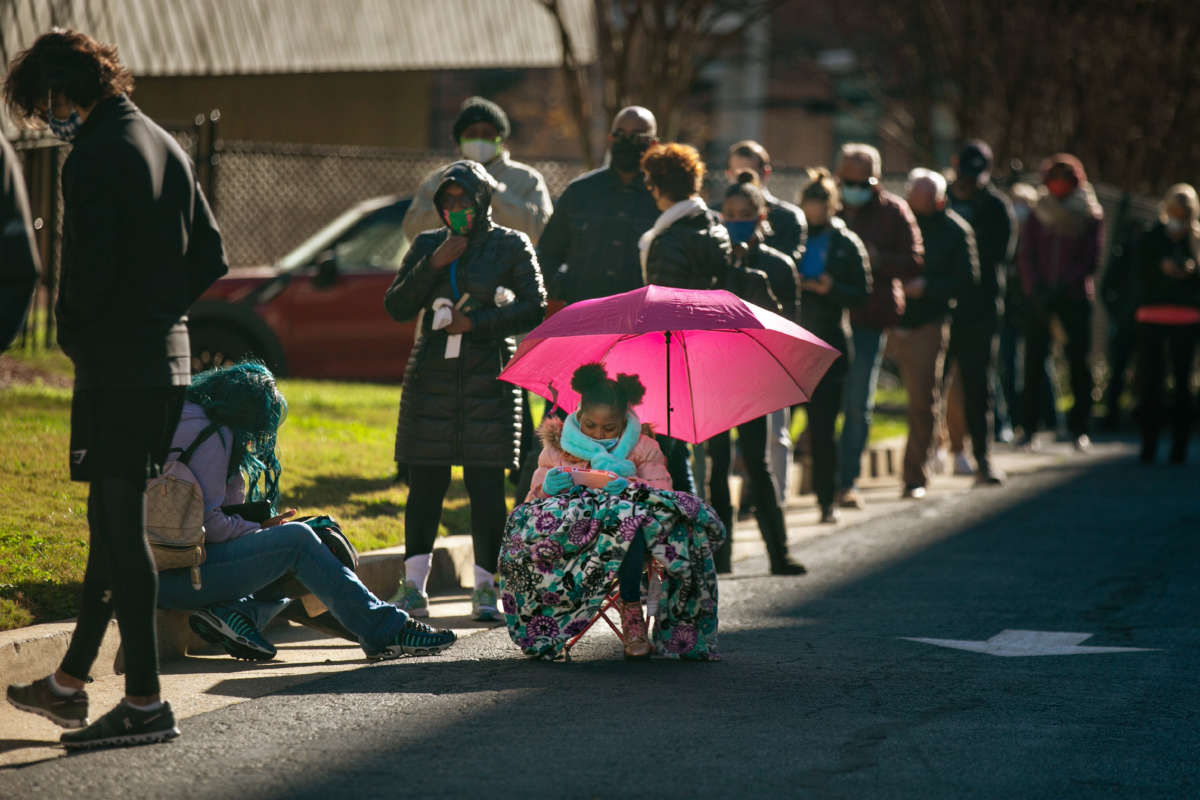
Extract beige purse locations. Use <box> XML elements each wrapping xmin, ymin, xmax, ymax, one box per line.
<box><xmin>145</xmin><ymin>424</ymin><xmax>219</xmax><ymax>589</ymax></box>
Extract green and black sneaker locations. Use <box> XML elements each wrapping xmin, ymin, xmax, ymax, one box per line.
<box><xmin>368</xmin><ymin>617</ymin><xmax>457</xmax><ymax>660</ymax></box>
<box><xmin>60</xmin><ymin>700</ymin><xmax>180</xmax><ymax>751</ymax></box>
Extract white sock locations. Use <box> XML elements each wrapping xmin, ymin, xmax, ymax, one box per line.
<box><xmin>124</xmin><ymin>699</ymin><xmax>163</xmax><ymax>712</ymax></box>
<box><xmin>47</xmin><ymin>674</ymin><xmax>78</xmax><ymax>697</ymax></box>
<box><xmin>473</xmin><ymin>565</ymin><xmax>495</xmax><ymax>589</ymax></box>
<box><xmin>405</xmin><ymin>553</ymin><xmax>432</xmax><ymax>594</ymax></box>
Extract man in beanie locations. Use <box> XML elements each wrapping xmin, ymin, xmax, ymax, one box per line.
<box><xmin>402</xmin><ymin>96</ymin><xmax>553</xmax><ymax>244</ymax></box>
<box><xmin>942</xmin><ymin>140</ymin><xmax>1016</xmax><ymax>484</ymax></box>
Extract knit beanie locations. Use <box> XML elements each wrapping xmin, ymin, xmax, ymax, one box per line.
<box><xmin>452</xmin><ymin>96</ymin><xmax>510</xmax><ymax>142</ymax></box>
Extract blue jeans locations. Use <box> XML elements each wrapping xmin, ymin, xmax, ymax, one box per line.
<box><xmin>838</xmin><ymin>325</ymin><xmax>886</xmax><ymax>490</ymax></box>
<box><xmin>158</xmin><ymin>522</ymin><xmax>408</xmax><ymax>656</ymax></box>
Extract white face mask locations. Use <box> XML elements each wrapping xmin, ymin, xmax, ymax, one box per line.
<box><xmin>1166</xmin><ymin>218</ymin><xmax>1189</xmax><ymax>236</ymax></box>
<box><xmin>460</xmin><ymin>138</ymin><xmax>501</xmax><ymax>163</ymax></box>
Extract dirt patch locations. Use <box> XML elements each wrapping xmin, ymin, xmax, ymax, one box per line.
<box><xmin>0</xmin><ymin>355</ymin><xmax>73</xmax><ymax>389</ymax></box>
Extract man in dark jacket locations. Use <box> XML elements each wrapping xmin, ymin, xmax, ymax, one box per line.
<box><xmin>3</xmin><ymin>30</ymin><xmax>227</xmax><ymax>750</ymax></box>
<box><xmin>835</xmin><ymin>143</ymin><xmax>924</xmax><ymax>508</ymax></box>
<box><xmin>725</xmin><ymin>140</ymin><xmax>807</xmax><ymax>265</ymax></box>
<box><xmin>537</xmin><ymin>106</ymin><xmax>660</xmax><ymax>305</ymax></box>
<box><xmin>0</xmin><ymin>135</ymin><xmax>39</xmax><ymax>351</ymax></box>
<box><xmin>943</xmin><ymin>141</ymin><xmax>1014</xmax><ymax>485</ymax></box>
<box><xmin>893</xmin><ymin>169</ymin><xmax>979</xmax><ymax>499</ymax></box>
<box><xmin>385</xmin><ymin>160</ymin><xmax>545</xmax><ymax>622</ymax></box>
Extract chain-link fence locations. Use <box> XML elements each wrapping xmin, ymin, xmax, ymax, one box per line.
<box><xmin>213</xmin><ymin>142</ymin><xmax>590</xmax><ymax>266</ymax></box>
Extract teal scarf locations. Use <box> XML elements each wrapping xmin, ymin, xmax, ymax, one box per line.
<box><xmin>561</xmin><ymin>410</ymin><xmax>641</xmax><ymax>477</ymax></box>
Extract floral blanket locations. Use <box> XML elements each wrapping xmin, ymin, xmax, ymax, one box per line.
<box><xmin>498</xmin><ymin>485</ymin><xmax>725</xmax><ymax>660</ymax></box>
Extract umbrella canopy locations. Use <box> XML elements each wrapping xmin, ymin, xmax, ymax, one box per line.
<box><xmin>499</xmin><ymin>285</ymin><xmax>841</xmax><ymax>443</ymax></box>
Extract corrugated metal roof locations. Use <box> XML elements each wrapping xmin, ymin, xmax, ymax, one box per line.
<box><xmin>1</xmin><ymin>0</ymin><xmax>596</xmax><ymax>75</ymax></box>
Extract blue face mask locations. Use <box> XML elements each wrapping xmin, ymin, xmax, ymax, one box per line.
<box><xmin>724</xmin><ymin>219</ymin><xmax>758</xmax><ymax>245</ymax></box>
<box><xmin>840</xmin><ymin>185</ymin><xmax>874</xmax><ymax>207</ymax></box>
<box><xmin>47</xmin><ymin>110</ymin><xmax>84</xmax><ymax>142</ymax></box>
<box><xmin>589</xmin><ymin>435</ymin><xmax>620</xmax><ymax>448</ymax></box>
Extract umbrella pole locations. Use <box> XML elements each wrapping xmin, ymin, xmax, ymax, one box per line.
<box><xmin>665</xmin><ymin>330</ymin><xmax>672</xmax><ymax>439</ymax></box>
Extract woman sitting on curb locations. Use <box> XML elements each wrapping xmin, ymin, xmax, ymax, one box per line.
<box><xmin>155</xmin><ymin>362</ymin><xmax>458</xmax><ymax>662</ymax></box>
<box><xmin>500</xmin><ymin>364</ymin><xmax>724</xmax><ymax>661</ymax></box>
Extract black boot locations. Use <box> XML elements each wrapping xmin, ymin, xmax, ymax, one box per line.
<box><xmin>714</xmin><ymin>508</ymin><xmax>733</xmax><ymax>574</ymax></box>
<box><xmin>759</xmin><ymin>506</ymin><xmax>805</xmax><ymax>575</ymax></box>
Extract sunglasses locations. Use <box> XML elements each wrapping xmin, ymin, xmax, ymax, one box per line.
<box><xmin>839</xmin><ymin>178</ymin><xmax>877</xmax><ymax>189</ymax></box>
<box><xmin>611</xmin><ymin>130</ymin><xmax>654</xmax><ymax>143</ymax></box>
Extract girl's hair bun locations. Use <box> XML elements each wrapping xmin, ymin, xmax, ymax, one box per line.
<box><xmin>570</xmin><ymin>362</ymin><xmax>609</xmax><ymax>394</ymax></box>
<box><xmin>735</xmin><ymin>169</ymin><xmax>758</xmax><ymax>185</ymax></box>
<box><xmin>615</xmin><ymin>373</ymin><xmax>646</xmax><ymax>407</ymax></box>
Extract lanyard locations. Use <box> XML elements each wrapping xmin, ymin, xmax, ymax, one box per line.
<box><xmin>448</xmin><ymin>259</ymin><xmax>461</xmax><ymax>301</ymax></box>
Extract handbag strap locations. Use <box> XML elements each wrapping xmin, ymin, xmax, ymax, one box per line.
<box><xmin>171</xmin><ymin>423</ymin><xmax>223</xmax><ymax>467</ymax></box>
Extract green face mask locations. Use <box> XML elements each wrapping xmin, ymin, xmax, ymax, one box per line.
<box><xmin>460</xmin><ymin>137</ymin><xmax>501</xmax><ymax>163</ymax></box>
<box><xmin>443</xmin><ymin>207</ymin><xmax>476</xmax><ymax>235</ymax></box>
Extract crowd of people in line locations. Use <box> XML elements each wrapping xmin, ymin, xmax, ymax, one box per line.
<box><xmin>1</xmin><ymin>29</ymin><xmax>1196</xmax><ymax>751</ymax></box>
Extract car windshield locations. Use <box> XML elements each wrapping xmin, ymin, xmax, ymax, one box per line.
<box><xmin>275</xmin><ymin>197</ymin><xmax>410</xmax><ymax>272</ymax></box>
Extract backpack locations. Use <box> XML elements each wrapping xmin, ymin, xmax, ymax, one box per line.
<box><xmin>145</xmin><ymin>423</ymin><xmax>221</xmax><ymax>590</ymax></box>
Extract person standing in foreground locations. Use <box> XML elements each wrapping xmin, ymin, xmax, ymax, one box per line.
<box><xmin>385</xmin><ymin>160</ymin><xmax>546</xmax><ymax>622</ymax></box>
<box><xmin>1017</xmin><ymin>153</ymin><xmax>1104</xmax><ymax>451</ymax></box>
<box><xmin>0</xmin><ymin>135</ymin><xmax>40</xmax><ymax>351</ymax></box>
<box><xmin>4</xmin><ymin>30</ymin><xmax>228</xmax><ymax>749</ymax></box>
<box><xmin>943</xmin><ymin>140</ymin><xmax>1014</xmax><ymax>485</ymax></box>
<box><xmin>834</xmin><ymin>143</ymin><xmax>924</xmax><ymax>510</ymax></box>
<box><xmin>399</xmin><ymin>96</ymin><xmax>553</xmax><ymax>490</ymax></box>
<box><xmin>1134</xmin><ymin>184</ymin><xmax>1200</xmax><ymax>464</ymax></box>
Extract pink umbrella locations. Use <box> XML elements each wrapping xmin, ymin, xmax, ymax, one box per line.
<box><xmin>499</xmin><ymin>284</ymin><xmax>841</xmax><ymax>443</ymax></box>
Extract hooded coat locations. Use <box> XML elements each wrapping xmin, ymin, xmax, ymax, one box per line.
<box><xmin>385</xmin><ymin>161</ymin><xmax>547</xmax><ymax>469</ymax></box>
<box><xmin>1018</xmin><ymin>157</ymin><xmax>1104</xmax><ymax>300</ymax></box>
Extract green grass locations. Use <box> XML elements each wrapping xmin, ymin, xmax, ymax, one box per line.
<box><xmin>0</xmin><ymin>352</ymin><xmax>485</xmax><ymax>631</ymax></box>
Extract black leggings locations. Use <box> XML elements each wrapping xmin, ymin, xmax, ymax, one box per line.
<box><xmin>61</xmin><ymin>478</ymin><xmax>161</xmax><ymax>697</ymax></box>
<box><xmin>708</xmin><ymin>415</ymin><xmax>788</xmax><ymax>569</ymax></box>
<box><xmin>405</xmin><ymin>465</ymin><xmax>508</xmax><ymax>572</ymax></box>
<box><xmin>1137</xmin><ymin>322</ymin><xmax>1198</xmax><ymax>461</ymax></box>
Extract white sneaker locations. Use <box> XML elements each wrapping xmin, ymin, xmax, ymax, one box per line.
<box><xmin>389</xmin><ymin>580</ymin><xmax>430</xmax><ymax>618</ymax></box>
<box><xmin>953</xmin><ymin>452</ymin><xmax>975</xmax><ymax>476</ymax></box>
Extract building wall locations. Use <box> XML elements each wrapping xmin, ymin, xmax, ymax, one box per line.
<box><xmin>131</xmin><ymin>71</ymin><xmax>434</xmax><ymax>148</ymax></box>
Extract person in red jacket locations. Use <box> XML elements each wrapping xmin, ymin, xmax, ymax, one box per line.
<box><xmin>834</xmin><ymin>144</ymin><xmax>924</xmax><ymax>509</ymax></box>
<box><xmin>1017</xmin><ymin>153</ymin><xmax>1104</xmax><ymax>451</ymax></box>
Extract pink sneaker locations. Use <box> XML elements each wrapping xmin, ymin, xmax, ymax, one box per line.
<box><xmin>619</xmin><ymin>600</ymin><xmax>651</xmax><ymax>659</ymax></box>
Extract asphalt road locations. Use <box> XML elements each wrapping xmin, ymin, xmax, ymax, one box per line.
<box><xmin>2</xmin><ymin>445</ymin><xmax>1197</xmax><ymax>798</ymax></box>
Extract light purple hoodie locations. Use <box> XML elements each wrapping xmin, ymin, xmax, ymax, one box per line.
<box><xmin>166</xmin><ymin>402</ymin><xmax>260</xmax><ymax>543</ymax></box>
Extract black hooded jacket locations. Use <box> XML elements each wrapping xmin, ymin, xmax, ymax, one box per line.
<box><xmin>57</xmin><ymin>95</ymin><xmax>228</xmax><ymax>387</ymax></box>
<box><xmin>741</xmin><ymin>236</ymin><xmax>801</xmax><ymax>321</ymax></box>
<box><xmin>799</xmin><ymin>217</ymin><xmax>872</xmax><ymax>354</ymax></box>
<box><xmin>384</xmin><ymin>160</ymin><xmax>547</xmax><ymax>469</ymax></box>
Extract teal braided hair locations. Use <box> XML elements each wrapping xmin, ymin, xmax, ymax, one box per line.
<box><xmin>185</xmin><ymin>362</ymin><xmax>287</xmax><ymax>511</ymax></box>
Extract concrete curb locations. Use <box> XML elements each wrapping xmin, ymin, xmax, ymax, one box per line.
<box><xmin>0</xmin><ymin>534</ymin><xmax>477</xmax><ymax>686</ymax></box>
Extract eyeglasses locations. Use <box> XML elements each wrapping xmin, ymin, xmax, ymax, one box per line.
<box><xmin>611</xmin><ymin>130</ymin><xmax>654</xmax><ymax>144</ymax></box>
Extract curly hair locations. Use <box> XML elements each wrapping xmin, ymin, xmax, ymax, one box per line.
<box><xmin>641</xmin><ymin>143</ymin><xmax>706</xmax><ymax>203</ymax></box>
<box><xmin>570</xmin><ymin>363</ymin><xmax>646</xmax><ymax>416</ymax></box>
<box><xmin>186</xmin><ymin>362</ymin><xmax>287</xmax><ymax>512</ymax></box>
<box><xmin>3</xmin><ymin>29</ymin><xmax>134</xmax><ymax>125</ymax></box>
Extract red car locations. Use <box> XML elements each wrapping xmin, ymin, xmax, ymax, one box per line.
<box><xmin>189</xmin><ymin>195</ymin><xmax>416</xmax><ymax>380</ymax></box>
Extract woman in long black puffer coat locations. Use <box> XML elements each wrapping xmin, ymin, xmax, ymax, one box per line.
<box><xmin>385</xmin><ymin>160</ymin><xmax>546</xmax><ymax>621</ymax></box>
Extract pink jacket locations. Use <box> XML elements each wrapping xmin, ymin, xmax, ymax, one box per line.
<box><xmin>526</xmin><ymin>416</ymin><xmax>673</xmax><ymax>501</ymax></box>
